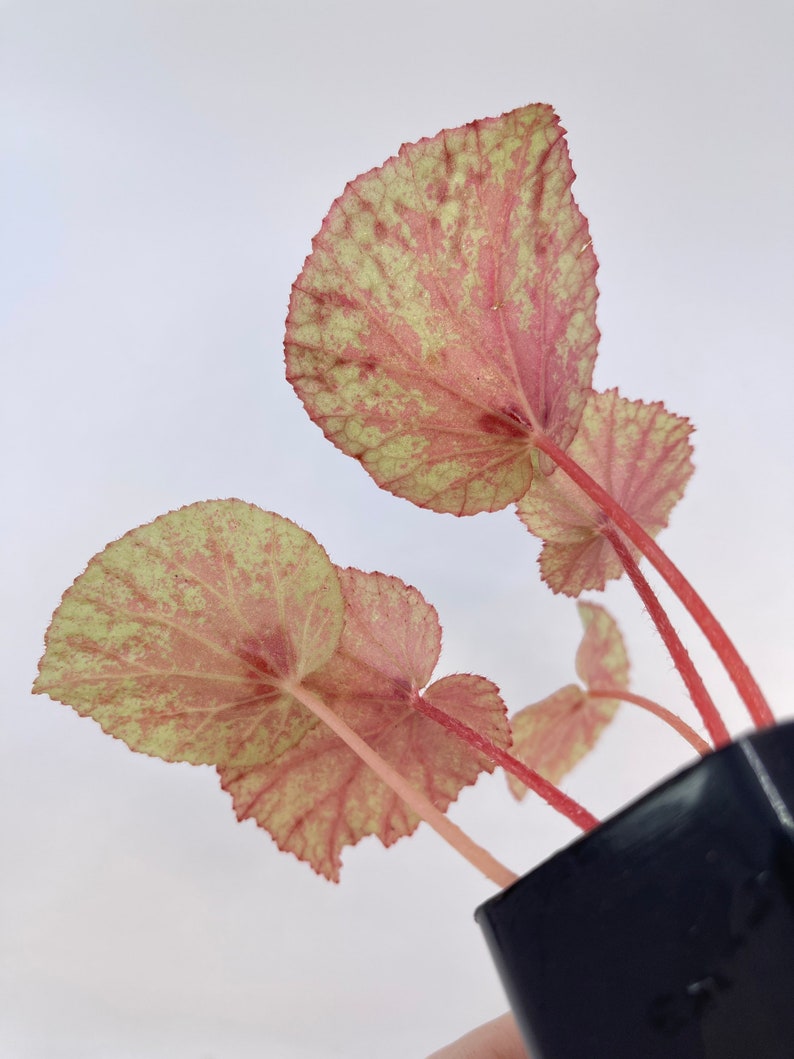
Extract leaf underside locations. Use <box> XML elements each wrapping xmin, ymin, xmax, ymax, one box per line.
<box><xmin>286</xmin><ymin>103</ymin><xmax>599</xmax><ymax>515</ymax></box>
<box><xmin>34</xmin><ymin>500</ymin><xmax>344</xmax><ymax>767</ymax></box>
<box><xmin>508</xmin><ymin>601</ymin><xmax>628</xmax><ymax>795</ymax></box>
<box><xmin>516</xmin><ymin>389</ymin><xmax>694</xmax><ymax>595</ymax></box>
<box><xmin>221</xmin><ymin>569</ymin><xmax>510</xmax><ymax>880</ymax></box>
<box><xmin>35</xmin><ymin>509</ymin><xmax>508</xmax><ymax>881</ymax></box>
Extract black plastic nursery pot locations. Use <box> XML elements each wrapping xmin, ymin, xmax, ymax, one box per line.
<box><xmin>475</xmin><ymin>721</ymin><xmax>794</xmax><ymax>1059</ymax></box>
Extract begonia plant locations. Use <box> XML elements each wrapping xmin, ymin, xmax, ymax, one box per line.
<box><xmin>34</xmin><ymin>104</ymin><xmax>774</xmax><ymax>890</ymax></box>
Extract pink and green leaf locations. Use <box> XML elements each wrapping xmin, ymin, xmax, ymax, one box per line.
<box><xmin>516</xmin><ymin>389</ymin><xmax>694</xmax><ymax>595</ymax></box>
<box><xmin>319</xmin><ymin>566</ymin><xmax>442</xmax><ymax>691</ymax></box>
<box><xmin>286</xmin><ymin>104</ymin><xmax>599</xmax><ymax>516</ymax></box>
<box><xmin>508</xmin><ymin>601</ymin><xmax>628</xmax><ymax>796</ymax></box>
<box><xmin>575</xmin><ymin>600</ymin><xmax>630</xmax><ymax>691</ymax></box>
<box><xmin>221</xmin><ymin>569</ymin><xmax>510</xmax><ymax>880</ymax></box>
<box><xmin>33</xmin><ymin>500</ymin><xmax>345</xmax><ymax>766</ymax></box>
<box><xmin>219</xmin><ymin>672</ymin><xmax>507</xmax><ymax>882</ymax></box>
<box><xmin>36</xmin><ymin>513</ymin><xmax>508</xmax><ymax>881</ymax></box>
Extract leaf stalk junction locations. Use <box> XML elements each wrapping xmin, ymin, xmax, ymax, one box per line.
<box><xmin>284</xmin><ymin>680</ymin><xmax>519</xmax><ymax>889</ymax></box>
<box><xmin>533</xmin><ymin>429</ymin><xmax>773</xmax><ymax>733</ymax></box>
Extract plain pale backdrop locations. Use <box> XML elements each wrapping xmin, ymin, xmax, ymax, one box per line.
<box><xmin>2</xmin><ymin>1</ymin><xmax>792</xmax><ymax>1056</ymax></box>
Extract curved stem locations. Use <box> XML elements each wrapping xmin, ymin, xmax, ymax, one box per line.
<box><xmin>587</xmin><ymin>688</ymin><xmax>711</xmax><ymax>756</ymax></box>
<box><xmin>602</xmin><ymin>525</ymin><xmax>730</xmax><ymax>745</ymax></box>
<box><xmin>411</xmin><ymin>693</ymin><xmax>599</xmax><ymax>832</ymax></box>
<box><xmin>534</xmin><ymin>431</ymin><xmax>774</xmax><ymax>729</ymax></box>
<box><xmin>284</xmin><ymin>681</ymin><xmax>518</xmax><ymax>889</ymax></box>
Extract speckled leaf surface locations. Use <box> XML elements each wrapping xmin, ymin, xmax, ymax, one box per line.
<box><xmin>286</xmin><ymin>104</ymin><xmax>599</xmax><ymax>515</ymax></box>
<box><xmin>516</xmin><ymin>389</ymin><xmax>694</xmax><ymax>595</ymax></box>
<box><xmin>220</xmin><ymin>569</ymin><xmax>510</xmax><ymax>879</ymax></box>
<box><xmin>509</xmin><ymin>601</ymin><xmax>628</xmax><ymax>795</ymax></box>
<box><xmin>36</xmin><ymin>509</ymin><xmax>509</xmax><ymax>879</ymax></box>
<box><xmin>34</xmin><ymin>501</ymin><xmax>344</xmax><ymax>767</ymax></box>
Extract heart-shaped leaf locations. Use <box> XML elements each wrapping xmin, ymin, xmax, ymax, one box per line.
<box><xmin>516</xmin><ymin>389</ymin><xmax>694</xmax><ymax>595</ymax></box>
<box><xmin>34</xmin><ymin>500</ymin><xmax>345</xmax><ymax>766</ymax></box>
<box><xmin>220</xmin><ymin>568</ymin><xmax>510</xmax><ymax>879</ymax></box>
<box><xmin>286</xmin><ymin>104</ymin><xmax>599</xmax><ymax>515</ymax></box>
<box><xmin>508</xmin><ymin>602</ymin><xmax>628</xmax><ymax>795</ymax></box>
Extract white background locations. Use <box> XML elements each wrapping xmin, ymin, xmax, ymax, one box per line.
<box><xmin>2</xmin><ymin>2</ymin><xmax>792</xmax><ymax>1056</ymax></box>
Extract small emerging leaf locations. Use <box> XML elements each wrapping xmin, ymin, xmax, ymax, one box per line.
<box><xmin>509</xmin><ymin>601</ymin><xmax>628</xmax><ymax>796</ymax></box>
<box><xmin>34</xmin><ymin>501</ymin><xmax>345</xmax><ymax>767</ymax></box>
<box><xmin>516</xmin><ymin>389</ymin><xmax>694</xmax><ymax>595</ymax></box>
<box><xmin>286</xmin><ymin>104</ymin><xmax>599</xmax><ymax>516</ymax></box>
<box><xmin>575</xmin><ymin>600</ymin><xmax>630</xmax><ymax>691</ymax></box>
<box><xmin>221</xmin><ymin>569</ymin><xmax>510</xmax><ymax>880</ymax></box>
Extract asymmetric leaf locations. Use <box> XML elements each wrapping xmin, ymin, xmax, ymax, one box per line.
<box><xmin>508</xmin><ymin>601</ymin><xmax>628</xmax><ymax>795</ymax></box>
<box><xmin>36</xmin><ymin>505</ymin><xmax>511</xmax><ymax>880</ymax></box>
<box><xmin>220</xmin><ymin>568</ymin><xmax>510</xmax><ymax>879</ymax></box>
<box><xmin>286</xmin><ymin>104</ymin><xmax>599</xmax><ymax>515</ymax></box>
<box><xmin>516</xmin><ymin>389</ymin><xmax>694</xmax><ymax>595</ymax></box>
<box><xmin>34</xmin><ymin>501</ymin><xmax>345</xmax><ymax>766</ymax></box>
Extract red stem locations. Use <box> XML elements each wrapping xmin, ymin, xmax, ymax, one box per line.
<box><xmin>411</xmin><ymin>692</ymin><xmax>599</xmax><ymax>832</ymax></box>
<box><xmin>285</xmin><ymin>681</ymin><xmax>518</xmax><ymax>887</ymax></box>
<box><xmin>587</xmin><ymin>688</ymin><xmax>711</xmax><ymax>756</ymax></box>
<box><xmin>533</xmin><ymin>431</ymin><xmax>774</xmax><ymax>730</ymax></box>
<box><xmin>602</xmin><ymin>526</ymin><xmax>730</xmax><ymax>747</ymax></box>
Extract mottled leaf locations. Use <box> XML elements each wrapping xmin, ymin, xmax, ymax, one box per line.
<box><xmin>34</xmin><ymin>500</ymin><xmax>345</xmax><ymax>767</ymax></box>
<box><xmin>220</xmin><ymin>569</ymin><xmax>510</xmax><ymax>879</ymax></box>
<box><xmin>286</xmin><ymin>104</ymin><xmax>598</xmax><ymax>515</ymax></box>
<box><xmin>509</xmin><ymin>601</ymin><xmax>628</xmax><ymax>796</ymax></box>
<box><xmin>516</xmin><ymin>389</ymin><xmax>694</xmax><ymax>595</ymax></box>
<box><xmin>36</xmin><ymin>507</ymin><xmax>510</xmax><ymax>880</ymax></box>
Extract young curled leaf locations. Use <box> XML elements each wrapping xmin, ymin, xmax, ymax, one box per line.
<box><xmin>575</xmin><ymin>600</ymin><xmax>630</xmax><ymax>692</ymax></box>
<box><xmin>34</xmin><ymin>501</ymin><xmax>345</xmax><ymax>767</ymax></box>
<box><xmin>516</xmin><ymin>389</ymin><xmax>694</xmax><ymax>595</ymax></box>
<box><xmin>221</xmin><ymin>569</ymin><xmax>510</xmax><ymax>880</ymax></box>
<box><xmin>286</xmin><ymin>104</ymin><xmax>599</xmax><ymax>516</ymax></box>
<box><xmin>509</xmin><ymin>601</ymin><xmax>628</xmax><ymax>796</ymax></box>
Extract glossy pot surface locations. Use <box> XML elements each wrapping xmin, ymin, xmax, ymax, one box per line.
<box><xmin>475</xmin><ymin>721</ymin><xmax>794</xmax><ymax>1059</ymax></box>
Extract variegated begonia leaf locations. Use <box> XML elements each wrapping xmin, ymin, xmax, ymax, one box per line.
<box><xmin>35</xmin><ymin>507</ymin><xmax>508</xmax><ymax>882</ymax></box>
<box><xmin>516</xmin><ymin>389</ymin><xmax>694</xmax><ymax>595</ymax></box>
<box><xmin>508</xmin><ymin>601</ymin><xmax>628</xmax><ymax>796</ymax></box>
<box><xmin>220</xmin><ymin>568</ymin><xmax>510</xmax><ymax>880</ymax></box>
<box><xmin>34</xmin><ymin>501</ymin><xmax>344</xmax><ymax>767</ymax></box>
<box><xmin>286</xmin><ymin>104</ymin><xmax>598</xmax><ymax>516</ymax></box>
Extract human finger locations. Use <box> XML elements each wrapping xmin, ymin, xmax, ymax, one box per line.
<box><xmin>426</xmin><ymin>1012</ymin><xmax>529</xmax><ymax>1059</ymax></box>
